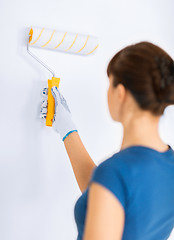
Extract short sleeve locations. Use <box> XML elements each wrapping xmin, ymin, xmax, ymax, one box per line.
<box><xmin>89</xmin><ymin>161</ymin><xmax>127</xmax><ymax>210</ymax></box>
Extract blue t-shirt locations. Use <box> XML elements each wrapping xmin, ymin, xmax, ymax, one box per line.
<box><xmin>74</xmin><ymin>145</ymin><xmax>174</xmax><ymax>240</ymax></box>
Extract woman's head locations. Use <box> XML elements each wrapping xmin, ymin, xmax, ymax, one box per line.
<box><xmin>107</xmin><ymin>41</ymin><xmax>174</xmax><ymax>122</ymax></box>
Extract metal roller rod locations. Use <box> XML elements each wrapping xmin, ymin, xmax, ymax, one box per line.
<box><xmin>27</xmin><ymin>35</ymin><xmax>55</xmax><ymax>77</ymax></box>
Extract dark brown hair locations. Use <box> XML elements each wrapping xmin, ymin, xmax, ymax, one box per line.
<box><xmin>107</xmin><ymin>41</ymin><xmax>174</xmax><ymax>115</ymax></box>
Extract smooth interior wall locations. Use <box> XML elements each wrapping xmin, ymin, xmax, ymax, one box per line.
<box><xmin>0</xmin><ymin>0</ymin><xmax>174</xmax><ymax>239</ymax></box>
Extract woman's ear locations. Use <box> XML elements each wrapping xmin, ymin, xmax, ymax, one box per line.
<box><xmin>116</xmin><ymin>83</ymin><xmax>127</xmax><ymax>103</ymax></box>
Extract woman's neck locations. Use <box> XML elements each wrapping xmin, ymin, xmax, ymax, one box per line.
<box><xmin>120</xmin><ymin>111</ymin><xmax>168</xmax><ymax>152</ymax></box>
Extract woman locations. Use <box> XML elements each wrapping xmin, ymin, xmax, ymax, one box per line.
<box><xmin>40</xmin><ymin>41</ymin><xmax>174</xmax><ymax>240</ymax></box>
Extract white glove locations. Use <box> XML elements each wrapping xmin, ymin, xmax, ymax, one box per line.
<box><xmin>40</xmin><ymin>86</ymin><xmax>77</xmax><ymax>141</ymax></box>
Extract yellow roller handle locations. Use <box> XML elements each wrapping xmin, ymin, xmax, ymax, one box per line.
<box><xmin>46</xmin><ymin>77</ymin><xmax>60</xmax><ymax>126</ymax></box>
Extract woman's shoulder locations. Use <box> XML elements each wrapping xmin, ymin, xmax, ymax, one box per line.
<box><xmin>97</xmin><ymin>144</ymin><xmax>174</xmax><ymax>178</ymax></box>
<box><xmin>96</xmin><ymin>145</ymin><xmax>159</xmax><ymax>176</ymax></box>
<box><xmin>99</xmin><ymin>146</ymin><xmax>141</xmax><ymax>168</ymax></box>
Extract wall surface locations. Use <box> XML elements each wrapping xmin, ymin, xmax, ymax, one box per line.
<box><xmin>0</xmin><ymin>0</ymin><xmax>174</xmax><ymax>239</ymax></box>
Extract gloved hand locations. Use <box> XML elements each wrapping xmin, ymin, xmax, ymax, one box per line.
<box><xmin>40</xmin><ymin>86</ymin><xmax>78</xmax><ymax>141</ymax></box>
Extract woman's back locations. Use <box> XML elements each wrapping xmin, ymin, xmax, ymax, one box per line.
<box><xmin>74</xmin><ymin>145</ymin><xmax>174</xmax><ymax>240</ymax></box>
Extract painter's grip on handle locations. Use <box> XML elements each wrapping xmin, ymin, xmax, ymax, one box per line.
<box><xmin>46</xmin><ymin>77</ymin><xmax>60</xmax><ymax>126</ymax></box>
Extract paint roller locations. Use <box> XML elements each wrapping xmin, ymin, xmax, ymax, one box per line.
<box><xmin>27</xmin><ymin>26</ymin><xmax>99</xmax><ymax>126</ymax></box>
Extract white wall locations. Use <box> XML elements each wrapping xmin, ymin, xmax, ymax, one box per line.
<box><xmin>0</xmin><ymin>0</ymin><xmax>174</xmax><ymax>239</ymax></box>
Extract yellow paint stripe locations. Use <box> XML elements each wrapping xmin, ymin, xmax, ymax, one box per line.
<box><xmin>54</xmin><ymin>32</ymin><xmax>67</xmax><ymax>49</ymax></box>
<box><xmin>75</xmin><ymin>35</ymin><xmax>90</xmax><ymax>53</ymax></box>
<box><xmin>86</xmin><ymin>44</ymin><xmax>99</xmax><ymax>55</ymax></box>
<box><xmin>65</xmin><ymin>33</ymin><xmax>78</xmax><ymax>51</ymax></box>
<box><xmin>30</xmin><ymin>28</ymin><xmax>44</xmax><ymax>46</ymax></box>
<box><xmin>41</xmin><ymin>30</ymin><xmax>56</xmax><ymax>48</ymax></box>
